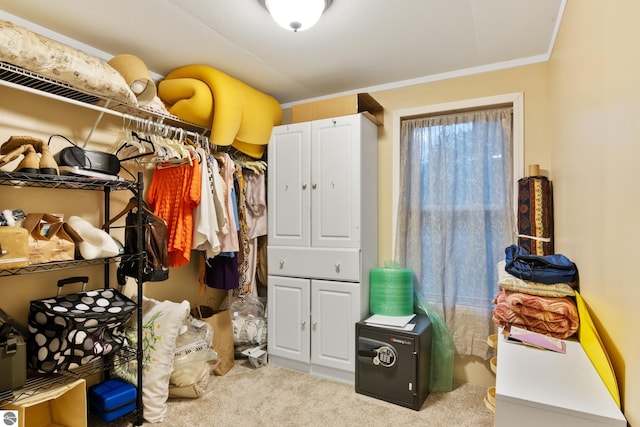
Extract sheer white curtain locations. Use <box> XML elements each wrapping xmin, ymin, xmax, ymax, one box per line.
<box><xmin>395</xmin><ymin>107</ymin><xmax>514</xmax><ymax>359</ymax></box>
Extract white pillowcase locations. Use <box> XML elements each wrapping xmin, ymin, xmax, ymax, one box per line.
<box><xmin>138</xmin><ymin>297</ymin><xmax>190</xmax><ymax>423</ymax></box>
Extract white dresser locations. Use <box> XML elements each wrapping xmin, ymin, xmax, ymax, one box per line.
<box><xmin>495</xmin><ymin>334</ymin><xmax>626</xmax><ymax>426</ymax></box>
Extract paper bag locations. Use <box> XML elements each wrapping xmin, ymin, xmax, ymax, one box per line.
<box><xmin>46</xmin><ymin>222</ymin><xmax>82</xmax><ymax>262</ymax></box>
<box><xmin>21</xmin><ymin>213</ymin><xmax>61</xmax><ymax>264</ymax></box>
<box><xmin>191</xmin><ymin>305</ymin><xmax>235</xmax><ymax>376</ymax></box>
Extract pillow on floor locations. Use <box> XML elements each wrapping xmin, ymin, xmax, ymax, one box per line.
<box><xmin>118</xmin><ymin>297</ymin><xmax>190</xmax><ymax>423</ymax></box>
<box><xmin>141</xmin><ymin>297</ymin><xmax>189</xmax><ymax>423</ymax></box>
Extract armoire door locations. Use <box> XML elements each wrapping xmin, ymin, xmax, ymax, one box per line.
<box><xmin>310</xmin><ymin>279</ymin><xmax>360</xmax><ymax>372</ymax></box>
<box><xmin>267</xmin><ymin>275</ymin><xmax>310</xmax><ymax>363</ymax></box>
<box><xmin>310</xmin><ymin>115</ymin><xmax>362</xmax><ymax>248</ymax></box>
<box><xmin>267</xmin><ymin>122</ymin><xmax>311</xmax><ymax>247</ymax></box>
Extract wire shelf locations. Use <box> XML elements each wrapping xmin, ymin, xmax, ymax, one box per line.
<box><xmin>0</xmin><ymin>61</ymin><xmax>208</xmax><ymax>134</ymax></box>
<box><xmin>0</xmin><ymin>346</ymin><xmax>138</xmax><ymax>408</ymax></box>
<box><xmin>0</xmin><ymin>171</ymin><xmax>137</xmax><ymax>191</ymax></box>
<box><xmin>0</xmin><ymin>61</ymin><xmax>101</xmax><ymax>104</ymax></box>
<box><xmin>0</xmin><ymin>253</ymin><xmax>141</xmax><ymax>277</ymax></box>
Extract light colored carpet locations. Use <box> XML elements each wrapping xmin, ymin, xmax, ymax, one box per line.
<box><xmin>148</xmin><ymin>360</ymin><xmax>495</xmax><ymax>426</ymax></box>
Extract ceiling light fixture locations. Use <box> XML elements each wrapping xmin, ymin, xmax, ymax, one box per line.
<box><xmin>259</xmin><ymin>0</ymin><xmax>332</xmax><ymax>32</ymax></box>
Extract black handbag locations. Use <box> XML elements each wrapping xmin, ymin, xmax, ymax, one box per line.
<box><xmin>27</xmin><ymin>276</ymin><xmax>136</xmax><ymax>373</ymax></box>
<box><xmin>50</xmin><ymin>134</ymin><xmax>121</xmax><ymax>176</ymax></box>
<box><xmin>104</xmin><ymin>197</ymin><xmax>169</xmax><ymax>285</ymax></box>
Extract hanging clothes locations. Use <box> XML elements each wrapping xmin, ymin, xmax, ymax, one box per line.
<box><xmin>147</xmin><ymin>154</ymin><xmax>202</xmax><ymax>267</ymax></box>
<box><xmin>192</xmin><ymin>148</ymin><xmax>222</xmax><ymax>259</ymax></box>
<box><xmin>203</xmin><ymin>252</ymin><xmax>239</xmax><ymax>291</ymax></box>
<box><xmin>209</xmin><ymin>152</ymin><xmax>229</xmax><ymax>236</ymax></box>
<box><xmin>233</xmin><ymin>169</ymin><xmax>251</xmax><ymax>297</ymax></box>
<box><xmin>217</xmin><ymin>153</ymin><xmax>240</xmax><ymax>253</ymax></box>
<box><xmin>244</xmin><ymin>170</ymin><xmax>267</xmax><ymax>239</ymax></box>
<box><xmin>243</xmin><ymin>170</ymin><xmax>268</xmax><ymax>297</ymax></box>
<box><xmin>203</xmin><ymin>152</ymin><xmax>240</xmax><ymax>291</ymax></box>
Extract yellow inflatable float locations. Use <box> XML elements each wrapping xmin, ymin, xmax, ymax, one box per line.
<box><xmin>158</xmin><ymin>65</ymin><xmax>282</xmax><ymax>158</ymax></box>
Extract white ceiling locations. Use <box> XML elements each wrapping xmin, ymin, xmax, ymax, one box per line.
<box><xmin>0</xmin><ymin>0</ymin><xmax>565</xmax><ymax>106</ymax></box>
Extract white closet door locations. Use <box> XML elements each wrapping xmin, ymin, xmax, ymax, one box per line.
<box><xmin>311</xmin><ymin>115</ymin><xmax>361</xmax><ymax>248</ymax></box>
<box><xmin>310</xmin><ymin>279</ymin><xmax>359</xmax><ymax>372</ymax></box>
<box><xmin>267</xmin><ymin>275</ymin><xmax>310</xmax><ymax>363</ymax></box>
<box><xmin>267</xmin><ymin>122</ymin><xmax>311</xmax><ymax>247</ymax></box>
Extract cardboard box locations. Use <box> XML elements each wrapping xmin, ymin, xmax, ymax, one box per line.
<box><xmin>291</xmin><ymin>93</ymin><xmax>384</xmax><ymax>125</ymax></box>
<box><xmin>5</xmin><ymin>378</ymin><xmax>87</xmax><ymax>427</ymax></box>
<box><xmin>0</xmin><ymin>226</ymin><xmax>29</xmax><ymax>269</ymax></box>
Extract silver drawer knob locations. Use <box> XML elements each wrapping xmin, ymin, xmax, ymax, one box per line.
<box><xmin>279</xmin><ymin>260</ymin><xmax>285</xmax><ymax>268</ymax></box>
<box><xmin>335</xmin><ymin>263</ymin><xmax>341</xmax><ymax>273</ymax></box>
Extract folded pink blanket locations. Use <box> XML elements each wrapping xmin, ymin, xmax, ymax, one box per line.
<box><xmin>492</xmin><ymin>289</ymin><xmax>579</xmax><ymax>339</ymax></box>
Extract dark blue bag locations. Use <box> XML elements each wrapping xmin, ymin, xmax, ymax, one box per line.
<box><xmin>504</xmin><ymin>244</ymin><xmax>578</xmax><ymax>285</ymax></box>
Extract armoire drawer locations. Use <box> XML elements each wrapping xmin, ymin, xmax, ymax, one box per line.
<box><xmin>268</xmin><ymin>247</ymin><xmax>360</xmax><ymax>282</ymax></box>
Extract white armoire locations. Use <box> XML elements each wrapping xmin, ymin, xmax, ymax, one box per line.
<box><xmin>267</xmin><ymin>113</ymin><xmax>378</xmax><ymax>383</ymax></box>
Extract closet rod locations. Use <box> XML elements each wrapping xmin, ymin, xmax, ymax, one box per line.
<box><xmin>123</xmin><ymin>114</ymin><xmax>207</xmax><ymax>141</ymax></box>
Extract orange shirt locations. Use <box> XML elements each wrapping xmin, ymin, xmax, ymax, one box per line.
<box><xmin>147</xmin><ymin>159</ymin><xmax>202</xmax><ymax>267</ymax></box>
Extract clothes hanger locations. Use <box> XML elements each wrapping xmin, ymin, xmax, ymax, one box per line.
<box><xmin>102</xmin><ymin>197</ymin><xmax>139</xmax><ymax>229</ymax></box>
<box><xmin>106</xmin><ymin>115</ymin><xmax>134</xmax><ymax>155</ymax></box>
<box><xmin>109</xmin><ymin>117</ymin><xmax>158</xmax><ymax>163</ymax></box>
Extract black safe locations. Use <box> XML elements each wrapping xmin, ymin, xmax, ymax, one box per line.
<box><xmin>355</xmin><ymin>314</ymin><xmax>432</xmax><ymax>410</ymax></box>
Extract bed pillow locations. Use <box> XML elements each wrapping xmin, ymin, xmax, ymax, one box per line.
<box><xmin>0</xmin><ymin>19</ymin><xmax>137</xmax><ymax>106</ymax></box>
<box><xmin>497</xmin><ymin>260</ymin><xmax>575</xmax><ymax>297</ymax></box>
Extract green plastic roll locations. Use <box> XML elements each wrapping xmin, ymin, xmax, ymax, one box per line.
<box><xmin>369</xmin><ymin>267</ymin><xmax>414</xmax><ymax>316</ymax></box>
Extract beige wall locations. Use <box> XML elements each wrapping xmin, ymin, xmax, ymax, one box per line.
<box><xmin>547</xmin><ymin>0</ymin><xmax>639</xmax><ymax>424</ymax></box>
<box><xmin>1</xmin><ymin>2</ymin><xmax>637</xmax><ymax>421</ymax></box>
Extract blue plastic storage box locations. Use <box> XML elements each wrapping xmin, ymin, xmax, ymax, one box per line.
<box><xmin>88</xmin><ymin>377</ymin><xmax>137</xmax><ymax>422</ymax></box>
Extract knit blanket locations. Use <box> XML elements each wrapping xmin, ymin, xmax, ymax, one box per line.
<box><xmin>492</xmin><ymin>288</ymin><xmax>579</xmax><ymax>339</ymax></box>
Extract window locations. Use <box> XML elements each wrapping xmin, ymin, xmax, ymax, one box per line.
<box><xmin>392</xmin><ymin>94</ymin><xmax>523</xmax><ymax>358</ymax></box>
